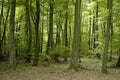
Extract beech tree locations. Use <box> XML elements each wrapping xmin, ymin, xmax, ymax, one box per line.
<box><xmin>9</xmin><ymin>0</ymin><xmax>16</xmax><ymax>70</ymax></box>
<box><xmin>46</xmin><ymin>0</ymin><xmax>54</xmax><ymax>55</ymax></box>
<box><xmin>33</xmin><ymin>0</ymin><xmax>40</xmax><ymax>66</ymax></box>
<box><xmin>71</xmin><ymin>0</ymin><xmax>81</xmax><ymax>69</ymax></box>
<box><xmin>25</xmin><ymin>0</ymin><xmax>32</xmax><ymax>63</ymax></box>
<box><xmin>102</xmin><ymin>0</ymin><xmax>112</xmax><ymax>73</ymax></box>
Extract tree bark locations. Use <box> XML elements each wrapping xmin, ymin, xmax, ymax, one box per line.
<box><xmin>25</xmin><ymin>0</ymin><xmax>32</xmax><ymax>63</ymax></box>
<box><xmin>102</xmin><ymin>0</ymin><xmax>112</xmax><ymax>74</ymax></box>
<box><xmin>95</xmin><ymin>0</ymin><xmax>99</xmax><ymax>48</ymax></box>
<box><xmin>56</xmin><ymin>22</ymin><xmax>61</xmax><ymax>45</ymax></box>
<box><xmin>0</xmin><ymin>0</ymin><xmax>4</xmax><ymax>58</ymax></box>
<box><xmin>64</xmin><ymin>0</ymin><xmax>69</xmax><ymax>61</ymax></box>
<box><xmin>71</xmin><ymin>0</ymin><xmax>81</xmax><ymax>69</ymax></box>
<box><xmin>116</xmin><ymin>51</ymin><xmax>120</xmax><ymax>67</ymax></box>
<box><xmin>64</xmin><ymin>0</ymin><xmax>68</xmax><ymax>47</ymax></box>
<box><xmin>9</xmin><ymin>0</ymin><xmax>16</xmax><ymax>70</ymax></box>
<box><xmin>69</xmin><ymin>20</ymin><xmax>72</xmax><ymax>48</ymax></box>
<box><xmin>92</xmin><ymin>11</ymin><xmax>96</xmax><ymax>49</ymax></box>
<box><xmin>33</xmin><ymin>0</ymin><xmax>40</xmax><ymax>66</ymax></box>
<box><xmin>88</xmin><ymin>10</ymin><xmax>92</xmax><ymax>50</ymax></box>
<box><xmin>46</xmin><ymin>0</ymin><xmax>54</xmax><ymax>55</ymax></box>
<box><xmin>0</xmin><ymin>0</ymin><xmax>4</xmax><ymax>40</ymax></box>
<box><xmin>40</xmin><ymin>17</ymin><xmax>44</xmax><ymax>53</ymax></box>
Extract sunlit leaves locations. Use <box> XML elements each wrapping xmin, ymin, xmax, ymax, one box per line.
<box><xmin>86</xmin><ymin>2</ymin><xmax>96</xmax><ymax>10</ymax></box>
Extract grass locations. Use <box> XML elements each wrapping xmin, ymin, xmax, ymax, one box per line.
<box><xmin>0</xmin><ymin>58</ymin><xmax>120</xmax><ymax>80</ymax></box>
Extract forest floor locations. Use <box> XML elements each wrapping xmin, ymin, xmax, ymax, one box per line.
<box><xmin>0</xmin><ymin>58</ymin><xmax>120</xmax><ymax>80</ymax></box>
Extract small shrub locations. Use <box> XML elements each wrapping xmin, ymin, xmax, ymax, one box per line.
<box><xmin>40</xmin><ymin>53</ymin><xmax>51</xmax><ymax>62</ymax></box>
<box><xmin>49</xmin><ymin>45</ymin><xmax>71</xmax><ymax>62</ymax></box>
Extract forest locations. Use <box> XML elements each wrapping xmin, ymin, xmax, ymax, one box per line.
<box><xmin>0</xmin><ymin>0</ymin><xmax>120</xmax><ymax>80</ymax></box>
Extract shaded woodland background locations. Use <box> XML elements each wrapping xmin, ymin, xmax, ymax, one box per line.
<box><xmin>0</xmin><ymin>0</ymin><xmax>120</xmax><ymax>76</ymax></box>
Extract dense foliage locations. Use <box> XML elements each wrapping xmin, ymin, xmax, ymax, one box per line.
<box><xmin>0</xmin><ymin>0</ymin><xmax>120</xmax><ymax>73</ymax></box>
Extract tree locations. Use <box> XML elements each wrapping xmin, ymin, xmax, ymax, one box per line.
<box><xmin>71</xmin><ymin>0</ymin><xmax>81</xmax><ymax>69</ymax></box>
<box><xmin>46</xmin><ymin>0</ymin><xmax>54</xmax><ymax>55</ymax></box>
<box><xmin>0</xmin><ymin>0</ymin><xmax>4</xmax><ymax>59</ymax></box>
<box><xmin>64</xmin><ymin>0</ymin><xmax>68</xmax><ymax>47</ymax></box>
<box><xmin>9</xmin><ymin>0</ymin><xmax>16</xmax><ymax>70</ymax></box>
<box><xmin>95</xmin><ymin>0</ymin><xmax>99</xmax><ymax>49</ymax></box>
<box><xmin>88</xmin><ymin>0</ymin><xmax>92</xmax><ymax>50</ymax></box>
<box><xmin>116</xmin><ymin>50</ymin><xmax>120</xmax><ymax>67</ymax></box>
<box><xmin>56</xmin><ymin>11</ymin><xmax>62</xmax><ymax>45</ymax></box>
<box><xmin>25</xmin><ymin>0</ymin><xmax>32</xmax><ymax>63</ymax></box>
<box><xmin>102</xmin><ymin>0</ymin><xmax>112</xmax><ymax>73</ymax></box>
<box><xmin>116</xmin><ymin>29</ymin><xmax>120</xmax><ymax>67</ymax></box>
<box><xmin>33</xmin><ymin>0</ymin><xmax>40</xmax><ymax>66</ymax></box>
<box><xmin>1</xmin><ymin>0</ymin><xmax>10</xmax><ymax>60</ymax></box>
<box><xmin>63</xmin><ymin>0</ymin><xmax>69</xmax><ymax>61</ymax></box>
<box><xmin>95</xmin><ymin>0</ymin><xmax>100</xmax><ymax>59</ymax></box>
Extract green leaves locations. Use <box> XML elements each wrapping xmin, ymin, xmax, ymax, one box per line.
<box><xmin>49</xmin><ymin>45</ymin><xmax>71</xmax><ymax>61</ymax></box>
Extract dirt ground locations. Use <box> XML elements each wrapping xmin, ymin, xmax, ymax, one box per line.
<box><xmin>0</xmin><ymin>58</ymin><xmax>120</xmax><ymax>80</ymax></box>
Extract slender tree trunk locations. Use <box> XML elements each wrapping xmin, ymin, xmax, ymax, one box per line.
<box><xmin>69</xmin><ymin>20</ymin><xmax>72</xmax><ymax>48</ymax></box>
<box><xmin>2</xmin><ymin>6</ymin><xmax>10</xmax><ymax>44</ymax></box>
<box><xmin>0</xmin><ymin>0</ymin><xmax>4</xmax><ymax>58</ymax></box>
<box><xmin>92</xmin><ymin>11</ymin><xmax>96</xmax><ymax>49</ymax></box>
<box><xmin>116</xmin><ymin>50</ymin><xmax>120</xmax><ymax>67</ymax></box>
<box><xmin>109</xmin><ymin>13</ymin><xmax>113</xmax><ymax>61</ymax></box>
<box><xmin>40</xmin><ymin>17</ymin><xmax>44</xmax><ymax>53</ymax></box>
<box><xmin>102</xmin><ymin>0</ymin><xmax>112</xmax><ymax>74</ymax></box>
<box><xmin>25</xmin><ymin>0</ymin><xmax>32</xmax><ymax>63</ymax></box>
<box><xmin>3</xmin><ymin>34</ymin><xmax>6</xmax><ymax>59</ymax></box>
<box><xmin>64</xmin><ymin>0</ymin><xmax>69</xmax><ymax>61</ymax></box>
<box><xmin>33</xmin><ymin>0</ymin><xmax>40</xmax><ymax>66</ymax></box>
<box><xmin>0</xmin><ymin>0</ymin><xmax>4</xmax><ymax>39</ymax></box>
<box><xmin>102</xmin><ymin>22</ymin><xmax>106</xmax><ymax>38</ymax></box>
<box><xmin>56</xmin><ymin>23</ymin><xmax>61</xmax><ymax>45</ymax></box>
<box><xmin>116</xmin><ymin>31</ymin><xmax>120</xmax><ymax>67</ymax></box>
<box><xmin>95</xmin><ymin>0</ymin><xmax>99</xmax><ymax>48</ymax></box>
<box><xmin>46</xmin><ymin>0</ymin><xmax>54</xmax><ymax>55</ymax></box>
<box><xmin>64</xmin><ymin>0</ymin><xmax>68</xmax><ymax>47</ymax></box>
<box><xmin>1</xmin><ymin>4</ymin><xmax>10</xmax><ymax>60</ymax></box>
<box><xmin>9</xmin><ymin>0</ymin><xmax>16</xmax><ymax>70</ymax></box>
<box><xmin>71</xmin><ymin>0</ymin><xmax>81</xmax><ymax>69</ymax></box>
<box><xmin>27</xmin><ymin>1</ymin><xmax>32</xmax><ymax>55</ymax></box>
<box><xmin>88</xmin><ymin>10</ymin><xmax>92</xmax><ymax>50</ymax></box>
<box><xmin>95</xmin><ymin>0</ymin><xmax>101</xmax><ymax>59</ymax></box>
<box><xmin>15</xmin><ymin>20</ymin><xmax>21</xmax><ymax>63</ymax></box>
<box><xmin>56</xmin><ymin>11</ymin><xmax>62</xmax><ymax>46</ymax></box>
<box><xmin>0</xmin><ymin>0</ymin><xmax>9</xmax><ymax>61</ymax></box>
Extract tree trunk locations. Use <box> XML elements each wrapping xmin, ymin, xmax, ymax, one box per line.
<box><xmin>116</xmin><ymin>51</ymin><xmax>120</xmax><ymax>67</ymax></box>
<box><xmin>92</xmin><ymin>11</ymin><xmax>96</xmax><ymax>49</ymax></box>
<box><xmin>88</xmin><ymin>10</ymin><xmax>92</xmax><ymax>50</ymax></box>
<box><xmin>33</xmin><ymin>0</ymin><xmax>40</xmax><ymax>66</ymax></box>
<box><xmin>64</xmin><ymin>1</ymin><xmax>68</xmax><ymax>47</ymax></box>
<box><xmin>46</xmin><ymin>0</ymin><xmax>54</xmax><ymax>55</ymax></box>
<box><xmin>95</xmin><ymin>0</ymin><xmax>99</xmax><ymax>48</ymax></box>
<box><xmin>25</xmin><ymin>0</ymin><xmax>32</xmax><ymax>63</ymax></box>
<box><xmin>64</xmin><ymin>0</ymin><xmax>68</xmax><ymax>61</ymax></box>
<box><xmin>109</xmin><ymin>13</ymin><xmax>113</xmax><ymax>61</ymax></box>
<box><xmin>0</xmin><ymin>0</ymin><xmax>4</xmax><ymax>58</ymax></box>
<box><xmin>40</xmin><ymin>17</ymin><xmax>44</xmax><ymax>53</ymax></box>
<box><xmin>1</xmin><ymin>5</ymin><xmax>10</xmax><ymax>61</ymax></box>
<box><xmin>56</xmin><ymin>22</ymin><xmax>61</xmax><ymax>45</ymax></box>
<box><xmin>9</xmin><ymin>0</ymin><xmax>16</xmax><ymax>70</ymax></box>
<box><xmin>95</xmin><ymin>0</ymin><xmax>101</xmax><ymax>59</ymax></box>
<box><xmin>102</xmin><ymin>0</ymin><xmax>112</xmax><ymax>74</ymax></box>
<box><xmin>71</xmin><ymin>0</ymin><xmax>81</xmax><ymax>69</ymax></box>
<box><xmin>69</xmin><ymin>20</ymin><xmax>72</xmax><ymax>48</ymax></box>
